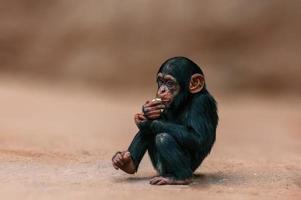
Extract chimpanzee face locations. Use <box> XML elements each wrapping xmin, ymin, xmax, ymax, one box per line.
<box><xmin>156</xmin><ymin>72</ymin><xmax>180</xmax><ymax>107</ymax></box>
<box><xmin>156</xmin><ymin>57</ymin><xmax>206</xmax><ymax>111</ymax></box>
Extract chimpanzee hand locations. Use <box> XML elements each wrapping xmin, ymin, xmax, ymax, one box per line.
<box><xmin>142</xmin><ymin>100</ymin><xmax>165</xmax><ymax>120</ymax></box>
<box><xmin>134</xmin><ymin>112</ymin><xmax>152</xmax><ymax>132</ymax></box>
<box><xmin>112</xmin><ymin>151</ymin><xmax>136</xmax><ymax>174</ymax></box>
<box><xmin>134</xmin><ymin>112</ymin><xmax>147</xmax><ymax>126</ymax></box>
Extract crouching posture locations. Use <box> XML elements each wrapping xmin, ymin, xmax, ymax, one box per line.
<box><xmin>112</xmin><ymin>57</ymin><xmax>218</xmax><ymax>185</ymax></box>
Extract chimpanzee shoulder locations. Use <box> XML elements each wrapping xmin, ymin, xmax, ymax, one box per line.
<box><xmin>186</xmin><ymin>91</ymin><xmax>218</xmax><ymax>136</ymax></box>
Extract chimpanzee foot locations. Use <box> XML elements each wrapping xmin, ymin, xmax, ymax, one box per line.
<box><xmin>149</xmin><ymin>176</ymin><xmax>192</xmax><ymax>185</ymax></box>
<box><xmin>112</xmin><ymin>151</ymin><xmax>136</xmax><ymax>174</ymax></box>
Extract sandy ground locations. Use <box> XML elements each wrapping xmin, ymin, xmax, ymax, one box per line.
<box><xmin>0</xmin><ymin>78</ymin><xmax>300</xmax><ymax>200</ymax></box>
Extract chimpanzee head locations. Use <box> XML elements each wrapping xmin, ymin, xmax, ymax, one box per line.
<box><xmin>156</xmin><ymin>57</ymin><xmax>206</xmax><ymax>110</ymax></box>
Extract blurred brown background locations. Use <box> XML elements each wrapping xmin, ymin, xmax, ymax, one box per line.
<box><xmin>0</xmin><ymin>1</ymin><xmax>300</xmax><ymax>200</ymax></box>
<box><xmin>1</xmin><ymin>0</ymin><xmax>300</xmax><ymax>94</ymax></box>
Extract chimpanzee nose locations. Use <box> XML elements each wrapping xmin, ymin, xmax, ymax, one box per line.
<box><xmin>157</xmin><ymin>87</ymin><xmax>167</xmax><ymax>97</ymax></box>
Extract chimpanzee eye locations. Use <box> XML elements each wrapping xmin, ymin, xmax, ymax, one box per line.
<box><xmin>166</xmin><ymin>80</ymin><xmax>174</xmax><ymax>88</ymax></box>
<box><xmin>157</xmin><ymin>79</ymin><xmax>164</xmax><ymax>86</ymax></box>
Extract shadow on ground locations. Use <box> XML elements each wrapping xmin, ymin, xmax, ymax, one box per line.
<box><xmin>112</xmin><ymin>171</ymin><xmax>245</xmax><ymax>188</ymax></box>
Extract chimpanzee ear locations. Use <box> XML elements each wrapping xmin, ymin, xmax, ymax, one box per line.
<box><xmin>189</xmin><ymin>74</ymin><xmax>204</xmax><ymax>94</ymax></box>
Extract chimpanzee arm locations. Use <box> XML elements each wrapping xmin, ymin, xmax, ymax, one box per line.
<box><xmin>137</xmin><ymin>120</ymin><xmax>153</xmax><ymax>134</ymax></box>
<box><xmin>128</xmin><ymin>131</ymin><xmax>151</xmax><ymax>170</ymax></box>
<box><xmin>150</xmin><ymin>120</ymin><xmax>206</xmax><ymax>151</ymax></box>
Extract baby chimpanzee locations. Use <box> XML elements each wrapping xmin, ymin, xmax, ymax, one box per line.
<box><xmin>112</xmin><ymin>57</ymin><xmax>218</xmax><ymax>185</ymax></box>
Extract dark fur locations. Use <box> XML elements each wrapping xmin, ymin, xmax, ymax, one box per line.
<box><xmin>128</xmin><ymin>57</ymin><xmax>218</xmax><ymax>179</ymax></box>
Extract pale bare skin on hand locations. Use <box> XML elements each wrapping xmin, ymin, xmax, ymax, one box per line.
<box><xmin>142</xmin><ymin>99</ymin><xmax>165</xmax><ymax>120</ymax></box>
<box><xmin>134</xmin><ymin>113</ymin><xmax>146</xmax><ymax>125</ymax></box>
<box><xmin>112</xmin><ymin>151</ymin><xmax>136</xmax><ymax>174</ymax></box>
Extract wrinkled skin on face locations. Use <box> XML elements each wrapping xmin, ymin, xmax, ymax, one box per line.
<box><xmin>156</xmin><ymin>73</ymin><xmax>180</xmax><ymax>108</ymax></box>
<box><xmin>134</xmin><ymin>73</ymin><xmax>181</xmax><ymax>123</ymax></box>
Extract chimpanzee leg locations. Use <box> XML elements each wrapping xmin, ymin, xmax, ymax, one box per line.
<box><xmin>147</xmin><ymin>137</ymin><xmax>167</xmax><ymax>176</ymax></box>
<box><xmin>128</xmin><ymin>131</ymin><xmax>153</xmax><ymax>170</ymax></box>
<box><xmin>154</xmin><ymin>133</ymin><xmax>193</xmax><ymax>179</ymax></box>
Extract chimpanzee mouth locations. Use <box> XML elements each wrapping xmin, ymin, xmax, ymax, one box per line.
<box><xmin>161</xmin><ymin>99</ymin><xmax>171</xmax><ymax>105</ymax></box>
